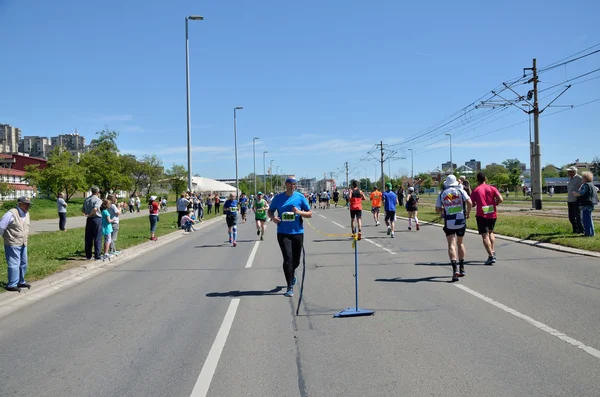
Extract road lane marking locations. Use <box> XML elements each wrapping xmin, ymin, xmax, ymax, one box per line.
<box><xmin>332</xmin><ymin>221</ymin><xmax>345</xmax><ymax>229</ymax></box>
<box><xmin>190</xmin><ymin>298</ymin><xmax>241</xmax><ymax>397</ymax></box>
<box><xmin>364</xmin><ymin>238</ymin><xmax>396</xmax><ymax>255</ymax></box>
<box><xmin>318</xmin><ymin>214</ymin><xmax>327</xmax><ymax>219</ymax></box>
<box><xmin>455</xmin><ymin>284</ymin><xmax>600</xmax><ymax>360</ymax></box>
<box><xmin>245</xmin><ymin>241</ymin><xmax>260</xmax><ymax>268</ymax></box>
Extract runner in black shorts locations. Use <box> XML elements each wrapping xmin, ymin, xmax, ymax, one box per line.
<box><xmin>348</xmin><ymin>180</ymin><xmax>366</xmax><ymax>240</ymax></box>
<box><xmin>476</xmin><ymin>217</ymin><xmax>496</xmax><ymax>235</ymax></box>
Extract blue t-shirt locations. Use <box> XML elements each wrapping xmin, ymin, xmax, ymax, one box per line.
<box><xmin>224</xmin><ymin>199</ymin><xmax>238</xmax><ymax>217</ymax></box>
<box><xmin>382</xmin><ymin>191</ymin><xmax>398</xmax><ymax>212</ymax></box>
<box><xmin>101</xmin><ymin>209</ymin><xmax>113</xmax><ymax>235</ymax></box>
<box><xmin>269</xmin><ymin>192</ymin><xmax>310</xmax><ymax>235</ymax></box>
<box><xmin>239</xmin><ymin>197</ymin><xmax>248</xmax><ymax>209</ymax></box>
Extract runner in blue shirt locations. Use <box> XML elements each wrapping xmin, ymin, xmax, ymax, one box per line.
<box><xmin>239</xmin><ymin>193</ymin><xmax>249</xmax><ymax>223</ymax></box>
<box><xmin>268</xmin><ymin>177</ymin><xmax>312</xmax><ymax>297</ymax></box>
<box><xmin>223</xmin><ymin>193</ymin><xmax>239</xmax><ymax>247</ymax></box>
<box><xmin>382</xmin><ymin>182</ymin><xmax>399</xmax><ymax>238</ymax></box>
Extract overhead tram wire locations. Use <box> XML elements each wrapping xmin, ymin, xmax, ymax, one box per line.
<box><xmin>539</xmin><ymin>67</ymin><xmax>600</xmax><ymax>93</ymax></box>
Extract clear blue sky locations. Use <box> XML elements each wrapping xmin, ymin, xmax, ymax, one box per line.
<box><xmin>1</xmin><ymin>0</ymin><xmax>599</xmax><ymax>183</ymax></box>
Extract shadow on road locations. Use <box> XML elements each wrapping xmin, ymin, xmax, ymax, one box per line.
<box><xmin>206</xmin><ymin>286</ymin><xmax>285</xmax><ymax>297</ymax></box>
<box><xmin>375</xmin><ymin>276</ymin><xmax>451</xmax><ymax>283</ymax></box>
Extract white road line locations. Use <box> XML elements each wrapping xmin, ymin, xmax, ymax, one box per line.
<box><xmin>332</xmin><ymin>221</ymin><xmax>346</xmax><ymax>229</ymax></box>
<box><xmin>455</xmin><ymin>284</ymin><xmax>600</xmax><ymax>360</ymax></box>
<box><xmin>245</xmin><ymin>241</ymin><xmax>260</xmax><ymax>268</ymax></box>
<box><xmin>318</xmin><ymin>214</ymin><xmax>327</xmax><ymax>219</ymax></box>
<box><xmin>190</xmin><ymin>299</ymin><xmax>241</xmax><ymax>397</ymax></box>
<box><xmin>364</xmin><ymin>238</ymin><xmax>396</xmax><ymax>255</ymax></box>
<box><xmin>364</xmin><ymin>238</ymin><xmax>382</xmax><ymax>248</ymax></box>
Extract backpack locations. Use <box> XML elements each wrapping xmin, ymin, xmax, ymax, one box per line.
<box><xmin>591</xmin><ymin>183</ymin><xmax>599</xmax><ymax>205</ymax></box>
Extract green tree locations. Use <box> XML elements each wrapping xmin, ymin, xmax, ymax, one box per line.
<box><xmin>590</xmin><ymin>157</ymin><xmax>600</xmax><ymax>178</ymax></box>
<box><xmin>24</xmin><ymin>147</ymin><xmax>87</xmax><ymax>200</ymax></box>
<box><xmin>79</xmin><ymin>130</ymin><xmax>133</xmax><ymax>195</ymax></box>
<box><xmin>165</xmin><ymin>164</ymin><xmax>188</xmax><ymax>196</ymax></box>
<box><xmin>0</xmin><ymin>181</ymin><xmax>14</xmax><ymax>198</ymax></box>
<box><xmin>542</xmin><ymin>165</ymin><xmax>559</xmax><ymax>178</ymax></box>
<box><xmin>508</xmin><ymin>169</ymin><xmax>522</xmax><ymax>191</ymax></box>
<box><xmin>482</xmin><ymin>164</ymin><xmax>509</xmax><ymax>187</ymax></box>
<box><xmin>502</xmin><ymin>158</ymin><xmax>523</xmax><ymax>173</ymax></box>
<box><xmin>124</xmin><ymin>154</ymin><xmax>164</xmax><ymax>197</ymax></box>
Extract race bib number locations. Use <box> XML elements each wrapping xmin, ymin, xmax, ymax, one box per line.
<box><xmin>482</xmin><ymin>205</ymin><xmax>494</xmax><ymax>214</ymax></box>
<box><xmin>256</xmin><ymin>208</ymin><xmax>265</xmax><ymax>214</ymax></box>
<box><xmin>229</xmin><ymin>206</ymin><xmax>237</xmax><ymax>213</ymax></box>
<box><xmin>282</xmin><ymin>212</ymin><xmax>295</xmax><ymax>222</ymax></box>
<box><xmin>446</xmin><ymin>205</ymin><xmax>463</xmax><ymax>215</ymax></box>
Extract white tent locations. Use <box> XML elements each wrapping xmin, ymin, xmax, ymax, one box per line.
<box><xmin>192</xmin><ymin>177</ymin><xmax>236</xmax><ymax>193</ymax></box>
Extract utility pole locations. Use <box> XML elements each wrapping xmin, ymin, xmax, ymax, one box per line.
<box><xmin>379</xmin><ymin>141</ymin><xmax>385</xmax><ymax>190</ymax></box>
<box><xmin>525</xmin><ymin>58</ymin><xmax>542</xmax><ymax>210</ymax></box>
<box><xmin>345</xmin><ymin>162</ymin><xmax>349</xmax><ymax>189</ymax></box>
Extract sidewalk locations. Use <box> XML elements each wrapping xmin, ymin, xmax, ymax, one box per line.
<box><xmin>29</xmin><ymin>210</ymin><xmax>155</xmax><ymax>234</ymax></box>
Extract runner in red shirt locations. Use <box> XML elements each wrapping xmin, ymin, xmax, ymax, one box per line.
<box><xmin>469</xmin><ymin>172</ymin><xmax>504</xmax><ymax>265</ymax></box>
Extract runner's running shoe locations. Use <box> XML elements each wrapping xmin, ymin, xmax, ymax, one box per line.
<box><xmin>284</xmin><ymin>287</ymin><xmax>294</xmax><ymax>297</ymax></box>
<box><xmin>484</xmin><ymin>256</ymin><xmax>496</xmax><ymax>265</ymax></box>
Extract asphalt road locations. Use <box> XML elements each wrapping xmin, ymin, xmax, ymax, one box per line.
<box><xmin>1</xmin><ymin>206</ymin><xmax>600</xmax><ymax>396</ymax></box>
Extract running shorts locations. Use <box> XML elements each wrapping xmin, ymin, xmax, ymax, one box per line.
<box><xmin>350</xmin><ymin>210</ymin><xmax>362</xmax><ymax>219</ymax></box>
<box><xmin>226</xmin><ymin>215</ymin><xmax>238</xmax><ymax>227</ymax></box>
<box><xmin>476</xmin><ymin>216</ymin><xmax>496</xmax><ymax>234</ymax></box>
<box><xmin>444</xmin><ymin>226</ymin><xmax>466</xmax><ymax>237</ymax></box>
<box><xmin>385</xmin><ymin>211</ymin><xmax>396</xmax><ymax>222</ymax></box>
<box><xmin>241</xmin><ymin>207</ymin><xmax>247</xmax><ymax>215</ymax></box>
<box><xmin>371</xmin><ymin>206</ymin><xmax>380</xmax><ymax>214</ymax></box>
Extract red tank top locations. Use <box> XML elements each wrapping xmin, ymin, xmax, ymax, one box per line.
<box><xmin>350</xmin><ymin>189</ymin><xmax>363</xmax><ymax>210</ymax></box>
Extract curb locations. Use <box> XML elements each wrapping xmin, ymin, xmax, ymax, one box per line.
<box><xmin>0</xmin><ymin>216</ymin><xmax>224</xmax><ymax>315</ymax></box>
<box><xmin>395</xmin><ymin>215</ymin><xmax>600</xmax><ymax>259</ymax></box>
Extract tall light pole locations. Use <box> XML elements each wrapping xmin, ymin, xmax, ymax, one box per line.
<box><xmin>276</xmin><ymin>166</ymin><xmax>280</xmax><ymax>192</ymax></box>
<box><xmin>233</xmin><ymin>106</ymin><xmax>243</xmax><ymax>198</ymax></box>
<box><xmin>445</xmin><ymin>133</ymin><xmax>453</xmax><ymax>174</ymax></box>
<box><xmin>263</xmin><ymin>151</ymin><xmax>268</xmax><ymax>192</ymax></box>
<box><xmin>185</xmin><ymin>15</ymin><xmax>203</xmax><ymax>192</ymax></box>
<box><xmin>269</xmin><ymin>160</ymin><xmax>274</xmax><ymax>192</ymax></box>
<box><xmin>408</xmin><ymin>149</ymin><xmax>414</xmax><ymax>180</ymax></box>
<box><xmin>253</xmin><ymin>137</ymin><xmax>259</xmax><ymax>196</ymax></box>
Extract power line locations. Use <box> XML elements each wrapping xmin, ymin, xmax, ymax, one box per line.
<box><xmin>539</xmin><ymin>67</ymin><xmax>600</xmax><ymax>93</ymax></box>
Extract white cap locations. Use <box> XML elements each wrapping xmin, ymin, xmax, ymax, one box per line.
<box><xmin>444</xmin><ymin>175</ymin><xmax>459</xmax><ymax>187</ymax></box>
<box><xmin>150</xmin><ymin>195</ymin><xmax>157</xmax><ymax>201</ymax></box>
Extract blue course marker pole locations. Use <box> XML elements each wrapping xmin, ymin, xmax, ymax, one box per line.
<box><xmin>334</xmin><ymin>233</ymin><xmax>375</xmax><ymax>318</ymax></box>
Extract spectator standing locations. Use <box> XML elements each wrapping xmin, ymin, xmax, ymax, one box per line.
<box><xmin>459</xmin><ymin>176</ymin><xmax>472</xmax><ymax>195</ymax></box>
<box><xmin>107</xmin><ymin>194</ymin><xmax>121</xmax><ymax>255</ymax></box>
<box><xmin>100</xmin><ymin>199</ymin><xmax>114</xmax><ymax>260</ymax></box>
<box><xmin>57</xmin><ymin>193</ymin><xmax>68</xmax><ymax>231</ymax></box>
<box><xmin>566</xmin><ymin>166</ymin><xmax>584</xmax><ymax>234</ymax></box>
<box><xmin>135</xmin><ymin>195</ymin><xmax>141</xmax><ymax>213</ymax></box>
<box><xmin>0</xmin><ymin>196</ymin><xmax>32</xmax><ymax>292</ymax></box>
<box><xmin>573</xmin><ymin>171</ymin><xmax>597</xmax><ymax>237</ymax></box>
<box><xmin>206</xmin><ymin>195</ymin><xmax>213</xmax><ymax>214</ymax></box>
<box><xmin>396</xmin><ymin>185</ymin><xmax>404</xmax><ymax>207</ymax></box>
<box><xmin>149</xmin><ymin>195</ymin><xmax>160</xmax><ymax>241</ymax></box>
<box><xmin>82</xmin><ymin>186</ymin><xmax>103</xmax><ymax>261</ymax></box>
<box><xmin>129</xmin><ymin>195</ymin><xmax>135</xmax><ymax>213</ymax></box>
<box><xmin>214</xmin><ymin>195</ymin><xmax>221</xmax><ymax>214</ymax></box>
<box><xmin>176</xmin><ymin>193</ymin><xmax>189</xmax><ymax>227</ymax></box>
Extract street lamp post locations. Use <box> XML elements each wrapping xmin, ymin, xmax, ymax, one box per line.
<box><xmin>445</xmin><ymin>133</ymin><xmax>453</xmax><ymax>174</ymax></box>
<box><xmin>233</xmin><ymin>106</ymin><xmax>243</xmax><ymax>198</ymax></box>
<box><xmin>276</xmin><ymin>166</ymin><xmax>280</xmax><ymax>192</ymax></box>
<box><xmin>253</xmin><ymin>137</ymin><xmax>259</xmax><ymax>196</ymax></box>
<box><xmin>408</xmin><ymin>149</ymin><xmax>414</xmax><ymax>180</ymax></box>
<box><xmin>263</xmin><ymin>151</ymin><xmax>268</xmax><ymax>192</ymax></box>
<box><xmin>185</xmin><ymin>15</ymin><xmax>203</xmax><ymax>192</ymax></box>
<box><xmin>269</xmin><ymin>160</ymin><xmax>274</xmax><ymax>193</ymax></box>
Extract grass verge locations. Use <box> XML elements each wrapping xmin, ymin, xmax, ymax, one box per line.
<box><xmin>0</xmin><ymin>210</ymin><xmax>221</xmax><ymax>289</ymax></box>
<box><xmin>358</xmin><ymin>201</ymin><xmax>600</xmax><ymax>252</ymax></box>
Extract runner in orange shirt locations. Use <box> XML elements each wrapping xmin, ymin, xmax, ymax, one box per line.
<box><xmin>370</xmin><ymin>185</ymin><xmax>383</xmax><ymax>226</ymax></box>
